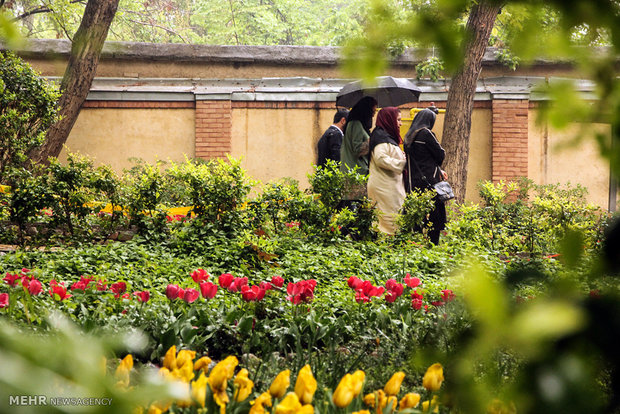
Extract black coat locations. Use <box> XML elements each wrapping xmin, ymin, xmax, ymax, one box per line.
<box><xmin>317</xmin><ymin>125</ymin><xmax>344</xmax><ymax>166</ymax></box>
<box><xmin>404</xmin><ymin>127</ymin><xmax>445</xmax><ymax>190</ymax></box>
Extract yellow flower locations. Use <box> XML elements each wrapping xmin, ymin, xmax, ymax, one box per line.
<box><xmin>422</xmin><ymin>364</ymin><xmax>444</xmax><ymax>392</ymax></box>
<box><xmin>333</xmin><ymin>374</ymin><xmax>355</xmax><ymax>408</ymax></box>
<box><xmin>173</xmin><ymin>360</ymin><xmax>196</xmax><ymax>383</ymax></box>
<box><xmin>194</xmin><ymin>356</ymin><xmax>212</xmax><ymax>373</ymax></box>
<box><xmin>207</xmin><ymin>356</ymin><xmax>239</xmax><ymax>410</ymax></box>
<box><xmin>269</xmin><ymin>370</ymin><xmax>291</xmax><ymax>399</ymax></box>
<box><xmin>384</xmin><ymin>395</ymin><xmax>397</xmax><ymax>414</ymax></box>
<box><xmin>250</xmin><ymin>392</ymin><xmax>273</xmax><ymax>414</ymax></box>
<box><xmin>399</xmin><ymin>393</ymin><xmax>421</xmax><ymax>410</ymax></box>
<box><xmin>176</xmin><ymin>349</ymin><xmax>196</xmax><ymax>369</ymax></box>
<box><xmin>115</xmin><ymin>354</ymin><xmax>133</xmax><ymax>387</ymax></box>
<box><xmin>191</xmin><ymin>372</ymin><xmax>208</xmax><ymax>407</ymax></box>
<box><xmin>363</xmin><ymin>392</ymin><xmax>376</xmax><ymax>408</ymax></box>
<box><xmin>294</xmin><ymin>365</ymin><xmax>317</xmax><ymax>404</ymax></box>
<box><xmin>352</xmin><ymin>411</ymin><xmax>370</xmax><ymax>414</ymax></box>
<box><xmin>422</xmin><ymin>396</ymin><xmax>439</xmax><ymax>413</ymax></box>
<box><xmin>163</xmin><ymin>345</ymin><xmax>177</xmax><ymax>370</ymax></box>
<box><xmin>351</xmin><ymin>370</ymin><xmax>366</xmax><ymax>397</ymax></box>
<box><xmin>383</xmin><ymin>372</ymin><xmax>405</xmax><ymax>396</ymax></box>
<box><xmin>275</xmin><ymin>392</ymin><xmax>314</xmax><ymax>414</ymax></box>
<box><xmin>234</xmin><ymin>368</ymin><xmax>254</xmax><ymax>402</ymax></box>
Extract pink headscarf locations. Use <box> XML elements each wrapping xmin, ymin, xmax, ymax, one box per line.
<box><xmin>375</xmin><ymin>107</ymin><xmax>402</xmax><ymax>144</ymax></box>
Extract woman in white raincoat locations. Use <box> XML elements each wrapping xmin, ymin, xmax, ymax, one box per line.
<box><xmin>367</xmin><ymin>107</ymin><xmax>406</xmax><ymax>235</ymax></box>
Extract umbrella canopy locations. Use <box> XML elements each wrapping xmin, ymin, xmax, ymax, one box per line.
<box><xmin>336</xmin><ymin>76</ymin><xmax>421</xmax><ymax>108</ymax></box>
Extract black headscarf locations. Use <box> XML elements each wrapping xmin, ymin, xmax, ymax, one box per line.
<box><xmin>404</xmin><ymin>108</ymin><xmax>436</xmax><ymax>147</ymax></box>
<box><xmin>347</xmin><ymin>96</ymin><xmax>377</xmax><ymax>134</ymax></box>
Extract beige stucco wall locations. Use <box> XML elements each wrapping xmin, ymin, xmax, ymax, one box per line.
<box><xmin>58</xmin><ymin>108</ymin><xmax>196</xmax><ymax>171</ymax></box>
<box><xmin>230</xmin><ymin>108</ymin><xmax>326</xmax><ymax>188</ymax></box>
<box><xmin>528</xmin><ymin>109</ymin><xmax>613</xmax><ymax>207</ymax></box>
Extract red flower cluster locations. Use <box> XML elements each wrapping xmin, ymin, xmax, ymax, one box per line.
<box><xmin>165</xmin><ymin>284</ymin><xmax>200</xmax><ymax>303</ymax></box>
<box><xmin>70</xmin><ymin>276</ymin><xmax>95</xmax><ymax>291</ymax></box>
<box><xmin>286</xmin><ymin>280</ymin><xmax>317</xmax><ymax>304</ymax></box>
<box><xmin>110</xmin><ymin>282</ymin><xmax>127</xmax><ymax>299</ymax></box>
<box><xmin>240</xmin><ymin>285</ymin><xmax>267</xmax><ymax>302</ymax></box>
<box><xmin>411</xmin><ymin>290</ymin><xmax>424</xmax><ymax>310</ymax></box>
<box><xmin>384</xmin><ymin>279</ymin><xmax>405</xmax><ymax>303</ymax></box>
<box><xmin>347</xmin><ymin>276</ymin><xmax>386</xmax><ymax>303</ymax></box>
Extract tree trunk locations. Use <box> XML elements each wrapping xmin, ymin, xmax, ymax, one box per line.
<box><xmin>441</xmin><ymin>1</ymin><xmax>501</xmax><ymax>203</ymax></box>
<box><xmin>31</xmin><ymin>0</ymin><xmax>119</xmax><ymax>164</ymax></box>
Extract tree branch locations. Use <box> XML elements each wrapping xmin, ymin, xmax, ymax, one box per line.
<box><xmin>124</xmin><ymin>17</ymin><xmax>188</xmax><ymax>43</ymax></box>
<box><xmin>12</xmin><ymin>0</ymin><xmax>86</xmax><ymax>22</ymax></box>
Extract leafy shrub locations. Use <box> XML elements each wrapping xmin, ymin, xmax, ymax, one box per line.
<box><xmin>0</xmin><ymin>51</ymin><xmax>59</xmax><ymax>183</ymax></box>
<box><xmin>397</xmin><ymin>189</ymin><xmax>436</xmax><ymax>238</ymax></box>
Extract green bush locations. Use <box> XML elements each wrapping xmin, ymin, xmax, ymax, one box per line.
<box><xmin>0</xmin><ymin>51</ymin><xmax>59</xmax><ymax>183</ymax></box>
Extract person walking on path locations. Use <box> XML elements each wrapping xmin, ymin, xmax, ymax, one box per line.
<box><xmin>317</xmin><ymin>108</ymin><xmax>349</xmax><ymax>167</ymax></box>
<box><xmin>367</xmin><ymin>107</ymin><xmax>406</xmax><ymax>235</ymax></box>
<box><xmin>403</xmin><ymin>107</ymin><xmax>448</xmax><ymax>245</ymax></box>
<box><xmin>339</xmin><ymin>96</ymin><xmax>377</xmax><ymax>176</ymax></box>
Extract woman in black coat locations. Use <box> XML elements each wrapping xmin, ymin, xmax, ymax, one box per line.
<box><xmin>403</xmin><ymin>108</ymin><xmax>447</xmax><ymax>245</ymax></box>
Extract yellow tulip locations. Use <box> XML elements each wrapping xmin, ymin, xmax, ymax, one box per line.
<box><xmin>294</xmin><ymin>365</ymin><xmax>317</xmax><ymax>404</ymax></box>
<box><xmin>148</xmin><ymin>399</ymin><xmax>171</xmax><ymax>414</ymax></box>
<box><xmin>351</xmin><ymin>370</ymin><xmax>366</xmax><ymax>397</ymax></box>
<box><xmin>383</xmin><ymin>371</ymin><xmax>405</xmax><ymax>396</ymax></box>
<box><xmin>234</xmin><ymin>368</ymin><xmax>254</xmax><ymax>402</ymax></box>
<box><xmin>176</xmin><ymin>349</ymin><xmax>196</xmax><ymax>369</ymax></box>
<box><xmin>363</xmin><ymin>392</ymin><xmax>376</xmax><ymax>408</ymax></box>
<box><xmin>207</xmin><ymin>356</ymin><xmax>239</xmax><ymax>410</ymax></box>
<box><xmin>163</xmin><ymin>345</ymin><xmax>177</xmax><ymax>370</ymax></box>
<box><xmin>194</xmin><ymin>356</ymin><xmax>212</xmax><ymax>373</ymax></box>
<box><xmin>191</xmin><ymin>372</ymin><xmax>208</xmax><ymax>407</ymax></box>
<box><xmin>422</xmin><ymin>364</ymin><xmax>444</xmax><ymax>392</ymax></box>
<box><xmin>173</xmin><ymin>360</ymin><xmax>196</xmax><ymax>383</ymax></box>
<box><xmin>115</xmin><ymin>354</ymin><xmax>133</xmax><ymax>387</ymax></box>
<box><xmin>269</xmin><ymin>370</ymin><xmax>291</xmax><ymax>399</ymax></box>
<box><xmin>399</xmin><ymin>393</ymin><xmax>421</xmax><ymax>409</ymax></box>
<box><xmin>352</xmin><ymin>411</ymin><xmax>370</xmax><ymax>414</ymax></box>
<box><xmin>250</xmin><ymin>392</ymin><xmax>273</xmax><ymax>414</ymax></box>
<box><xmin>333</xmin><ymin>374</ymin><xmax>355</xmax><ymax>408</ymax></box>
<box><xmin>422</xmin><ymin>396</ymin><xmax>439</xmax><ymax>413</ymax></box>
<box><xmin>275</xmin><ymin>392</ymin><xmax>314</xmax><ymax>414</ymax></box>
<box><xmin>383</xmin><ymin>395</ymin><xmax>397</xmax><ymax>414</ymax></box>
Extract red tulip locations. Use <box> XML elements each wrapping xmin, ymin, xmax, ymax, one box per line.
<box><xmin>191</xmin><ymin>268</ymin><xmax>209</xmax><ymax>284</ymax></box>
<box><xmin>110</xmin><ymin>282</ymin><xmax>127</xmax><ymax>299</ymax></box>
<box><xmin>347</xmin><ymin>276</ymin><xmax>362</xmax><ymax>289</ymax></box>
<box><xmin>271</xmin><ymin>275</ymin><xmax>284</xmax><ymax>288</ymax></box>
<box><xmin>199</xmin><ymin>281</ymin><xmax>218</xmax><ymax>299</ymax></box>
<box><xmin>411</xmin><ymin>298</ymin><xmax>423</xmax><ymax>310</ymax></box>
<box><xmin>183</xmin><ymin>288</ymin><xmax>199</xmax><ymax>303</ymax></box>
<box><xmin>0</xmin><ymin>293</ymin><xmax>8</xmax><ymax>308</ymax></box>
<box><xmin>441</xmin><ymin>289</ymin><xmax>455</xmax><ymax>302</ymax></box>
<box><xmin>259</xmin><ymin>281</ymin><xmax>272</xmax><ymax>291</ymax></box>
<box><xmin>219</xmin><ymin>273</ymin><xmax>234</xmax><ymax>288</ymax></box>
<box><xmin>71</xmin><ymin>276</ymin><xmax>94</xmax><ymax>291</ymax></box>
<box><xmin>27</xmin><ymin>279</ymin><xmax>43</xmax><ymax>295</ymax></box>
<box><xmin>166</xmin><ymin>284</ymin><xmax>180</xmax><ymax>300</ymax></box>
<box><xmin>50</xmin><ymin>284</ymin><xmax>72</xmax><ymax>301</ymax></box>
<box><xmin>96</xmin><ymin>279</ymin><xmax>108</xmax><ymax>291</ymax></box>
<box><xmin>404</xmin><ymin>273</ymin><xmax>421</xmax><ymax>288</ymax></box>
<box><xmin>133</xmin><ymin>290</ymin><xmax>150</xmax><ymax>303</ymax></box>
<box><xmin>3</xmin><ymin>273</ymin><xmax>21</xmax><ymax>287</ymax></box>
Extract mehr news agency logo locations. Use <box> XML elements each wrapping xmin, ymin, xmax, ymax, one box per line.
<box><xmin>9</xmin><ymin>395</ymin><xmax>113</xmax><ymax>407</ymax></box>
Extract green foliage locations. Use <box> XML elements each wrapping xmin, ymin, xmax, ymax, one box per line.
<box><xmin>45</xmin><ymin>154</ymin><xmax>98</xmax><ymax>240</ymax></box>
<box><xmin>415</xmin><ymin>56</ymin><xmax>445</xmax><ymax>81</ymax></box>
<box><xmin>495</xmin><ymin>48</ymin><xmax>520</xmax><ymax>70</ymax></box>
<box><xmin>0</xmin><ymin>51</ymin><xmax>59</xmax><ymax>183</ymax></box>
<box><xmin>397</xmin><ymin>188</ymin><xmax>436</xmax><ymax>237</ymax></box>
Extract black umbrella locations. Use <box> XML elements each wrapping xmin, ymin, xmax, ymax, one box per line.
<box><xmin>336</xmin><ymin>76</ymin><xmax>421</xmax><ymax>108</ymax></box>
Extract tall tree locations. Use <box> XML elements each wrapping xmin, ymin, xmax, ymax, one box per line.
<box><xmin>30</xmin><ymin>0</ymin><xmax>119</xmax><ymax>164</ymax></box>
<box><xmin>442</xmin><ymin>1</ymin><xmax>502</xmax><ymax>202</ymax></box>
